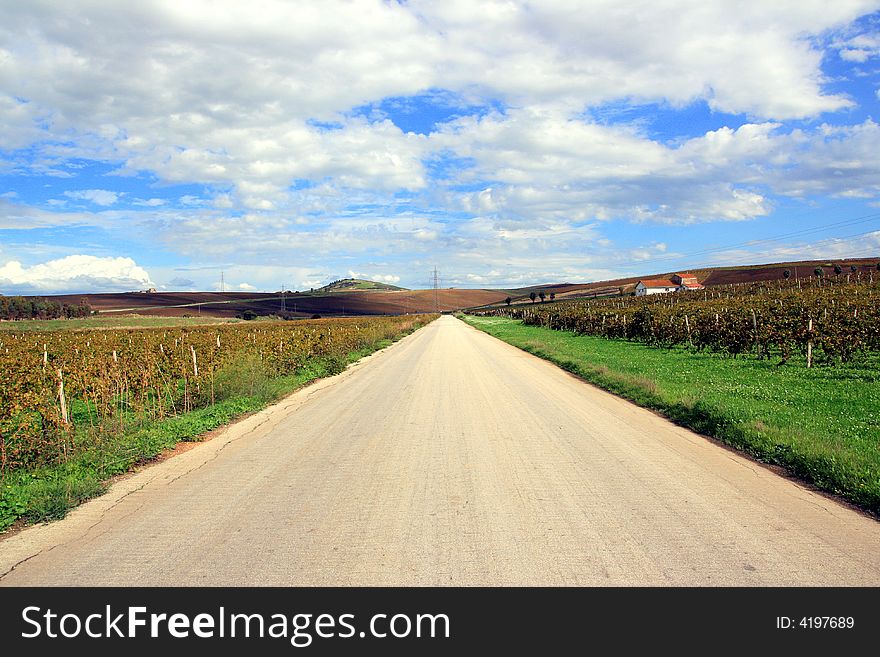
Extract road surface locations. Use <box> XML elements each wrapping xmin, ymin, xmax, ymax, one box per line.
<box><xmin>1</xmin><ymin>315</ymin><xmax>878</xmax><ymax>585</ymax></box>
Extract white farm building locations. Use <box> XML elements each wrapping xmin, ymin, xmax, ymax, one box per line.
<box><xmin>635</xmin><ymin>273</ymin><xmax>704</xmax><ymax>296</ymax></box>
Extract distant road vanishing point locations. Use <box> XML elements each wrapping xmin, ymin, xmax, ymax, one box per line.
<box><xmin>2</xmin><ymin>315</ymin><xmax>878</xmax><ymax>585</ymax></box>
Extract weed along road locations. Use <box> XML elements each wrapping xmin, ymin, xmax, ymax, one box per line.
<box><xmin>1</xmin><ymin>315</ymin><xmax>879</xmax><ymax>586</ymax></box>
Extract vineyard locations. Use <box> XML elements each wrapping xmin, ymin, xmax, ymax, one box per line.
<box><xmin>0</xmin><ymin>314</ymin><xmax>435</xmax><ymax>476</ymax></box>
<box><xmin>470</xmin><ymin>278</ymin><xmax>880</xmax><ymax>366</ymax></box>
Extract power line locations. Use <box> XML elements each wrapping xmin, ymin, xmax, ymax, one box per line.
<box><xmin>690</xmin><ymin>227</ymin><xmax>880</xmax><ymax>269</ymax></box>
<box><xmin>704</xmin><ymin>211</ymin><xmax>880</xmax><ymax>255</ymax></box>
<box><xmin>623</xmin><ymin>211</ymin><xmax>880</xmax><ymax>271</ymax></box>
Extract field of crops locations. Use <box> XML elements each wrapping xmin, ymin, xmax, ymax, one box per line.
<box><xmin>470</xmin><ymin>277</ymin><xmax>880</xmax><ymax>365</ymax></box>
<box><xmin>0</xmin><ymin>314</ymin><xmax>434</xmax><ymax>474</ymax></box>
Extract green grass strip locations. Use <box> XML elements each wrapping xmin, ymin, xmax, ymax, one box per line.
<box><xmin>462</xmin><ymin>315</ymin><xmax>880</xmax><ymax>514</ymax></box>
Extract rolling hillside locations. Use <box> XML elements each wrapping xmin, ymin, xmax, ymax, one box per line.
<box><xmin>471</xmin><ymin>257</ymin><xmax>880</xmax><ymax>309</ymax></box>
<box><xmin>18</xmin><ymin>258</ymin><xmax>880</xmax><ymax>319</ymax></box>
<box><xmin>39</xmin><ymin>287</ymin><xmax>508</xmax><ymax>318</ymax></box>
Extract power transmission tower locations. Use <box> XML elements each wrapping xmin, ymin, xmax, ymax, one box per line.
<box><xmin>432</xmin><ymin>266</ymin><xmax>440</xmax><ymax>313</ymax></box>
<box><xmin>281</xmin><ymin>284</ymin><xmax>286</xmax><ymax>313</ymax></box>
<box><xmin>220</xmin><ymin>271</ymin><xmax>225</xmax><ymax>293</ymax></box>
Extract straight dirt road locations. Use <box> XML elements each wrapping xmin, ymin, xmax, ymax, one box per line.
<box><xmin>1</xmin><ymin>315</ymin><xmax>878</xmax><ymax>585</ymax></box>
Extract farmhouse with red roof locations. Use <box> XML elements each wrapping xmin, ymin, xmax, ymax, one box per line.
<box><xmin>635</xmin><ymin>273</ymin><xmax>705</xmax><ymax>296</ymax></box>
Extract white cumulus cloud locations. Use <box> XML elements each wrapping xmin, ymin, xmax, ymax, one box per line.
<box><xmin>835</xmin><ymin>31</ymin><xmax>880</xmax><ymax>62</ymax></box>
<box><xmin>347</xmin><ymin>271</ymin><xmax>401</xmax><ymax>284</ymax></box>
<box><xmin>64</xmin><ymin>189</ymin><xmax>120</xmax><ymax>206</ymax></box>
<box><xmin>0</xmin><ymin>0</ymin><xmax>874</xmax><ymax>209</ymax></box>
<box><xmin>1</xmin><ymin>1</ymin><xmax>879</xmax><ymax>288</ymax></box>
<box><xmin>0</xmin><ymin>255</ymin><xmax>154</xmax><ymax>295</ymax></box>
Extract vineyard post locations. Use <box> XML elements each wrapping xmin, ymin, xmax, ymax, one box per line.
<box><xmin>191</xmin><ymin>344</ymin><xmax>198</xmax><ymax>377</ymax></box>
<box><xmin>751</xmin><ymin>309</ymin><xmax>759</xmax><ymax>357</ymax></box>
<box><xmin>684</xmin><ymin>314</ymin><xmax>692</xmax><ymax>346</ymax></box>
<box><xmin>807</xmin><ymin>318</ymin><xmax>813</xmax><ymax>368</ymax></box>
<box><xmin>57</xmin><ymin>368</ymin><xmax>69</xmax><ymax>425</ymax></box>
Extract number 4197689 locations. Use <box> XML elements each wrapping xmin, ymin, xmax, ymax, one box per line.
<box><xmin>776</xmin><ymin>617</ymin><xmax>854</xmax><ymax>630</ymax></box>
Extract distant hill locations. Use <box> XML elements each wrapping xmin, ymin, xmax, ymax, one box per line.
<box><xmin>23</xmin><ymin>257</ymin><xmax>880</xmax><ymax>319</ymax></box>
<box><xmin>317</xmin><ymin>278</ymin><xmax>408</xmax><ymax>292</ymax></box>
<box><xmin>37</xmin><ymin>288</ymin><xmax>507</xmax><ymax>318</ymax></box>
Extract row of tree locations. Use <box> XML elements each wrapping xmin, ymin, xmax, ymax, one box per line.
<box><xmin>503</xmin><ymin>291</ymin><xmax>557</xmax><ymax>305</ymax></box>
<box><xmin>784</xmin><ymin>262</ymin><xmax>880</xmax><ymax>280</ymax></box>
<box><xmin>0</xmin><ymin>295</ymin><xmax>92</xmax><ymax>320</ymax></box>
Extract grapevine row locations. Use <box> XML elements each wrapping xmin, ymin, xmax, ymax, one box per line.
<box><xmin>0</xmin><ymin>314</ymin><xmax>436</xmax><ymax>472</ymax></box>
<box><xmin>470</xmin><ymin>278</ymin><xmax>880</xmax><ymax>364</ymax></box>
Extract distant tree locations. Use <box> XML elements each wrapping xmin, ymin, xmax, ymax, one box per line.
<box><xmin>833</xmin><ymin>263</ymin><xmax>843</xmax><ymax>276</ymax></box>
<box><xmin>311</xmin><ymin>314</ymin><xmax>322</xmax><ymax>319</ymax></box>
<box><xmin>529</xmin><ymin>291</ymin><xmax>537</xmax><ymax>303</ymax></box>
<box><xmin>549</xmin><ymin>292</ymin><xmax>556</xmax><ymax>301</ymax></box>
<box><xmin>505</xmin><ymin>296</ymin><xmax>512</xmax><ymax>306</ymax></box>
<box><xmin>538</xmin><ymin>290</ymin><xmax>546</xmax><ymax>303</ymax></box>
<box><xmin>0</xmin><ymin>295</ymin><xmax>90</xmax><ymax>321</ymax></box>
<box><xmin>876</xmin><ymin>262</ymin><xmax>880</xmax><ymax>272</ymax></box>
<box><xmin>783</xmin><ymin>269</ymin><xmax>791</xmax><ymax>279</ymax></box>
<box><xmin>814</xmin><ymin>267</ymin><xmax>823</xmax><ymax>278</ymax></box>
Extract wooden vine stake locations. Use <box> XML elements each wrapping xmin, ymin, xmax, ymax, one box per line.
<box><xmin>806</xmin><ymin>318</ymin><xmax>813</xmax><ymax>368</ymax></box>
<box><xmin>57</xmin><ymin>369</ymin><xmax>69</xmax><ymax>425</ymax></box>
<box><xmin>191</xmin><ymin>345</ymin><xmax>198</xmax><ymax>377</ymax></box>
<box><xmin>750</xmin><ymin>308</ymin><xmax>760</xmax><ymax>357</ymax></box>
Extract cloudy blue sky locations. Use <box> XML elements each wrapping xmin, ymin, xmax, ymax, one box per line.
<box><xmin>1</xmin><ymin>0</ymin><xmax>880</xmax><ymax>294</ymax></box>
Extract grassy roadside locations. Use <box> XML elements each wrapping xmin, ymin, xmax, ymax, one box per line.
<box><xmin>0</xmin><ymin>325</ymin><xmax>424</xmax><ymax>532</ymax></box>
<box><xmin>462</xmin><ymin>315</ymin><xmax>880</xmax><ymax>514</ymax></box>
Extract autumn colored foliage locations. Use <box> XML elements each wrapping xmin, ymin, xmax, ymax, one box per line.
<box><xmin>471</xmin><ymin>277</ymin><xmax>880</xmax><ymax>365</ymax></box>
<box><xmin>0</xmin><ymin>315</ymin><xmax>434</xmax><ymax>472</ymax></box>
